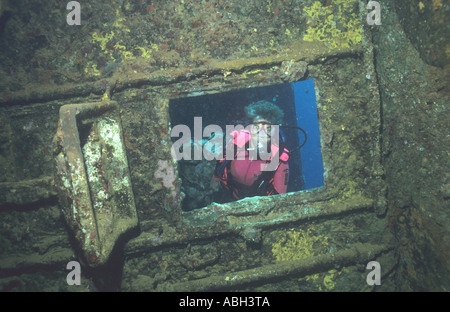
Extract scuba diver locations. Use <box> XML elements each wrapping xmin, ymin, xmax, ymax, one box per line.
<box><xmin>213</xmin><ymin>100</ymin><xmax>290</xmax><ymax>200</ymax></box>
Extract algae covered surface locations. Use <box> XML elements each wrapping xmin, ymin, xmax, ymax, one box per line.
<box><xmin>0</xmin><ymin>0</ymin><xmax>448</xmax><ymax>292</ymax></box>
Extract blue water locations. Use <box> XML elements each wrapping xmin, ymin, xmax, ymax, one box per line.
<box><xmin>293</xmin><ymin>79</ymin><xmax>324</xmax><ymax>190</ymax></box>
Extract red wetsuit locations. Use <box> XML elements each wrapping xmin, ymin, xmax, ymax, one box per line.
<box><xmin>214</xmin><ymin>129</ymin><xmax>289</xmax><ymax>200</ymax></box>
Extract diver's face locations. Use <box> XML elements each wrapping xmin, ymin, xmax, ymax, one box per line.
<box><xmin>249</xmin><ymin>119</ymin><xmax>272</xmax><ymax>147</ymax></box>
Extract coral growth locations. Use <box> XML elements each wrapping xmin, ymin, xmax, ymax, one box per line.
<box><xmin>272</xmin><ymin>227</ymin><xmax>329</xmax><ymax>262</ymax></box>
<box><xmin>302</xmin><ymin>0</ymin><xmax>362</xmax><ymax>50</ymax></box>
<box><xmin>272</xmin><ymin>226</ymin><xmax>340</xmax><ymax>291</ymax></box>
<box><xmin>154</xmin><ymin>159</ymin><xmax>184</xmax><ymax>212</ymax></box>
<box><xmin>154</xmin><ymin>160</ymin><xmax>176</xmax><ymax>191</ymax></box>
<box><xmin>85</xmin><ymin>9</ymin><xmax>157</xmax><ymax>78</ymax></box>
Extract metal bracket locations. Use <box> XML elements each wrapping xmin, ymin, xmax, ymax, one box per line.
<box><xmin>53</xmin><ymin>101</ymin><xmax>138</xmax><ymax>267</ymax></box>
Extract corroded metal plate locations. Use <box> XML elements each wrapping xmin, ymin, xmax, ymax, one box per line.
<box><xmin>53</xmin><ymin>102</ymin><xmax>138</xmax><ymax>267</ymax></box>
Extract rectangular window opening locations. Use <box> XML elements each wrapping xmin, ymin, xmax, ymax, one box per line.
<box><xmin>169</xmin><ymin>80</ymin><xmax>324</xmax><ymax>211</ymax></box>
